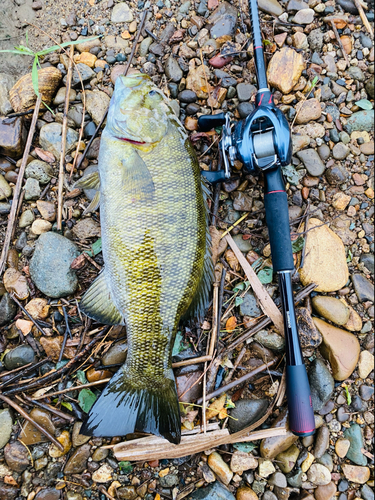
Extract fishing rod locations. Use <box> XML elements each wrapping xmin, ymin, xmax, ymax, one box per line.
<box><xmin>198</xmin><ymin>0</ymin><xmax>315</xmax><ymax>436</ymax></box>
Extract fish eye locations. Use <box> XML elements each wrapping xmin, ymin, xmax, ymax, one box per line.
<box><xmin>148</xmin><ymin>90</ymin><xmax>158</xmax><ymax>97</ymax></box>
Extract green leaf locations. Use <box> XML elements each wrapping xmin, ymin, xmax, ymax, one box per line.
<box><xmin>172</xmin><ymin>331</ymin><xmax>184</xmax><ymax>356</ymax></box>
<box><xmin>76</xmin><ymin>370</ymin><xmax>88</xmax><ymax>384</ymax></box>
<box><xmin>32</xmin><ymin>55</ymin><xmax>40</xmax><ymax>98</ymax></box>
<box><xmin>233</xmin><ymin>281</ymin><xmax>246</xmax><ymax>293</ymax></box>
<box><xmin>0</xmin><ymin>49</ymin><xmax>34</xmax><ymax>55</ymax></box>
<box><xmin>78</xmin><ymin>389</ymin><xmax>97</xmax><ymax>413</ymax></box>
<box><xmin>26</xmin><ymin>30</ymin><xmax>29</xmax><ymax>48</ymax></box>
<box><xmin>344</xmin><ymin>385</ymin><xmax>352</xmax><ymax>405</ymax></box>
<box><xmin>251</xmin><ymin>258</ymin><xmax>263</xmax><ymax>273</ymax></box>
<box><xmin>56</xmin><ymin>360</ymin><xmax>69</xmax><ymax>369</ymax></box>
<box><xmin>118</xmin><ymin>461</ymin><xmax>133</xmax><ymax>473</ymax></box>
<box><xmin>235</xmin><ymin>296</ymin><xmax>244</xmax><ymax>307</ymax></box>
<box><xmin>61</xmin><ymin>401</ymin><xmax>73</xmax><ymax>411</ymax></box>
<box><xmin>233</xmin><ymin>442</ymin><xmax>257</xmax><ymax>453</ymax></box>
<box><xmin>36</xmin><ymin>36</ymin><xmax>100</xmax><ymax>56</ymax></box>
<box><xmin>292</xmin><ymin>236</ymin><xmax>305</xmax><ymax>253</ymax></box>
<box><xmin>355</xmin><ymin>99</ymin><xmax>373</xmax><ymax>110</ymax></box>
<box><xmin>346</xmin><ymin>248</ymin><xmax>353</xmax><ymax>263</ymax></box>
<box><xmin>257</xmin><ymin>267</ymin><xmax>273</xmax><ymax>284</ymax></box>
<box><xmin>85</xmin><ymin>238</ymin><xmax>102</xmax><ymax>257</ymax></box>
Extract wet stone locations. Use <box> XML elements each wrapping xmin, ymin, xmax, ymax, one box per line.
<box><xmin>314</xmin><ymin>426</ymin><xmax>330</xmax><ymax>459</ymax></box>
<box><xmin>0</xmin><ymin>409</ymin><xmax>13</xmax><ymax>449</ymax></box>
<box><xmin>207</xmin><ymin>2</ymin><xmax>238</xmax><ymax>38</ymax></box>
<box><xmin>229</xmin><ymin>399</ymin><xmax>269</xmax><ymax>433</ymax></box>
<box><xmin>20</xmin><ymin>408</ymin><xmax>56</xmax><ymax>445</ymax></box>
<box><xmin>351</xmin><ymin>274</ymin><xmax>374</xmax><ymax>303</ymax></box>
<box><xmin>0</xmin><ymin>484</ymin><xmax>19</xmax><ymax>500</ymax></box>
<box><xmin>312</xmin><ymin>296</ymin><xmax>350</xmax><ymax>326</ymax></box>
<box><xmin>4</xmin><ymin>441</ymin><xmax>29</xmax><ymax>472</ymax></box>
<box><xmin>187</xmin><ymin>481</ymin><xmax>235</xmax><ymax>499</ymax></box>
<box><xmin>239</xmin><ymin>293</ymin><xmax>261</xmax><ymax>317</ymax></box>
<box><xmin>308</xmin><ymin>358</ymin><xmax>335</xmax><ymax>411</ymax></box>
<box><xmin>0</xmin><ymin>293</ymin><xmax>17</xmax><ymax>327</ymax></box>
<box><xmin>3</xmin><ymin>345</ymin><xmax>35</xmax><ymax>370</ymax></box>
<box><xmin>344</xmin><ymin>424</ymin><xmax>367</xmax><ymax>466</ymax></box>
<box><xmin>64</xmin><ymin>444</ymin><xmax>91</xmax><ymax>474</ymax></box>
<box><xmin>35</xmin><ymin>489</ymin><xmax>60</xmax><ymax>500</ymax></box>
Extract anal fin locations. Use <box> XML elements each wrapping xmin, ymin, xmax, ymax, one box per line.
<box><xmin>74</xmin><ymin>171</ymin><xmax>100</xmax><ymax>190</ymax></box>
<box><xmin>83</xmin><ymin>191</ymin><xmax>100</xmax><ymax>214</ymax></box>
<box><xmin>80</xmin><ymin>271</ymin><xmax>123</xmax><ymax>325</ymax></box>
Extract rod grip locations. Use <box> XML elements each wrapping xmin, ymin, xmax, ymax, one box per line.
<box><xmin>264</xmin><ymin>191</ymin><xmax>294</xmax><ymax>272</ymax></box>
<box><xmin>286</xmin><ymin>364</ymin><xmax>316</xmax><ymax>437</ymax></box>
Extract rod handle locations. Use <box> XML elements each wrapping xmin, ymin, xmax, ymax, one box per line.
<box><xmin>286</xmin><ymin>364</ymin><xmax>316</xmax><ymax>437</ymax></box>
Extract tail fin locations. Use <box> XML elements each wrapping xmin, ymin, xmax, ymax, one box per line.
<box><xmin>80</xmin><ymin>366</ymin><xmax>181</xmax><ymax>444</ymax></box>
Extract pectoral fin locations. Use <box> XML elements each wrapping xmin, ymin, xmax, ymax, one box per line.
<box><xmin>80</xmin><ymin>271</ymin><xmax>123</xmax><ymax>325</ymax></box>
<box><xmin>74</xmin><ymin>171</ymin><xmax>100</xmax><ymax>190</ymax></box>
<box><xmin>83</xmin><ymin>191</ymin><xmax>100</xmax><ymax>214</ymax></box>
<box><xmin>121</xmin><ymin>151</ymin><xmax>155</xmax><ymax>203</ymax></box>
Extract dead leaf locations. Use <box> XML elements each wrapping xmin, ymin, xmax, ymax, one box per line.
<box><xmin>71</xmin><ymin>254</ymin><xmax>86</xmax><ymax>269</ymax></box>
<box><xmin>210</xmin><ymin>226</ymin><xmax>228</xmax><ymax>265</ymax></box>
<box><xmin>206</xmin><ymin>393</ymin><xmax>227</xmax><ymax>420</ymax></box>
<box><xmin>25</xmin><ymin>298</ymin><xmax>50</xmax><ymax>320</ymax></box>
<box><xmin>34</xmin><ymin>147</ymin><xmax>55</xmax><ymax>163</ymax></box>
<box><xmin>225</xmin><ymin>248</ymin><xmax>240</xmax><ymax>271</ymax></box>
<box><xmin>3</xmin><ymin>268</ymin><xmax>29</xmax><ymax>300</ymax></box>
<box><xmin>225</xmin><ymin>316</ymin><xmax>237</xmax><ymax>333</ymax></box>
<box><xmin>15</xmin><ymin>319</ymin><xmax>33</xmax><ymax>336</ymax></box>
<box><xmin>340</xmin><ymin>35</ymin><xmax>352</xmax><ymax>54</ymax></box>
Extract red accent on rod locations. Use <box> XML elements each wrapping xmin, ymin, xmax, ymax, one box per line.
<box><xmin>291</xmin><ymin>428</ymin><xmax>316</xmax><ymax>434</ymax></box>
<box><xmin>266</xmin><ymin>190</ymin><xmax>286</xmax><ymax>194</ymax></box>
<box><xmin>258</xmin><ymin>94</ymin><xmax>264</xmax><ymax>106</ymax></box>
<box><xmin>268</xmin><ymin>96</ymin><xmax>273</xmax><ymax>104</ymax></box>
<box><xmin>254</xmin><ymin>46</ymin><xmax>263</xmax><ymax>49</ymax></box>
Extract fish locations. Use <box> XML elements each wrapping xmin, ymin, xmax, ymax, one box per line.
<box><xmin>77</xmin><ymin>73</ymin><xmax>212</xmax><ymax>444</ymax></box>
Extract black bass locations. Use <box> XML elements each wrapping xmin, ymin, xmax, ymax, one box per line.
<box><xmin>78</xmin><ymin>73</ymin><xmax>212</xmax><ymax>444</ymax></box>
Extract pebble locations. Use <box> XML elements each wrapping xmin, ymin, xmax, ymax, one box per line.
<box><xmin>53</xmin><ymin>87</ymin><xmax>76</xmax><ymax>105</ymax></box>
<box><xmin>39</xmin><ymin>122</ymin><xmax>79</xmax><ymax>159</ymax></box>
<box><xmin>276</xmin><ymin>444</ymin><xmax>300</xmax><ymax>473</ymax></box>
<box><xmin>0</xmin><ymin>175</ymin><xmax>12</xmax><ymax>200</ymax></box>
<box><xmin>64</xmin><ymin>444</ymin><xmax>91</xmax><ymax>474</ymax></box>
<box><xmin>345</xmin><ymin>110</ymin><xmax>374</xmax><ymax>134</ymax></box>
<box><xmin>332</xmin><ymin>192</ymin><xmax>351</xmax><ymax>211</ymax></box>
<box><xmin>0</xmin><ymin>293</ymin><xmax>17</xmax><ymax>327</ymax></box>
<box><xmin>312</xmin><ymin>296</ymin><xmax>350</xmax><ymax>325</ymax></box>
<box><xmin>314</xmin><ymin>318</ymin><xmax>360</xmax><ymax>381</ymax></box>
<box><xmin>4</xmin><ymin>441</ymin><xmax>29</xmax><ymax>472</ymax></box>
<box><xmin>254</xmin><ymin>330</ymin><xmax>285</xmax><ymax>352</ymax></box>
<box><xmin>351</xmin><ymin>274</ymin><xmax>374</xmax><ymax>303</ymax></box>
<box><xmin>49</xmin><ymin>430</ymin><xmax>72</xmax><ymax>458</ymax></box>
<box><xmin>188</xmin><ymin>481</ymin><xmax>235</xmax><ymax>499</ymax></box>
<box><xmin>267</xmin><ymin>47</ymin><xmax>305</xmax><ymax>94</ymax></box>
<box><xmin>101</xmin><ymin>340</ymin><xmax>127</xmax><ymax>365</ymax></box>
<box><xmin>208</xmin><ymin>1</ymin><xmax>238</xmax><ymax>38</ymax></box>
<box><xmin>72</xmin><ymin>422</ymin><xmax>91</xmax><ymax>447</ymax></box>
<box><xmin>307</xmin><ymin>463</ymin><xmax>331</xmax><ymax>486</ymax></box>
<box><xmin>296</xmin><ymin>149</ymin><xmax>325</xmax><ymax>176</ymax></box>
<box><xmin>300</xmin><ymin>218</ymin><xmax>349</xmax><ymax>292</ymax></box>
<box><xmin>236</xmin><ymin>486</ymin><xmax>258</xmax><ymax>500</ymax></box>
<box><xmin>73</xmin><ymin>218</ymin><xmax>101</xmax><ymax>239</ymax></box>
<box><xmin>230</xmin><ymin>452</ymin><xmax>258</xmax><ymax>474</ymax></box>
<box><xmin>335</xmin><ymin>439</ymin><xmax>351</xmax><ymax>458</ymax></box>
<box><xmin>29</xmin><ymin>232</ymin><xmax>80</xmax><ymax>298</ymax></box>
<box><xmin>24</xmin><ymin>178</ymin><xmax>41</xmax><ymax>201</ymax></box>
<box><xmin>19</xmin><ymin>209</ymin><xmax>35</xmax><ymax>228</ymax></box>
<box><xmin>332</xmin><ymin>143</ymin><xmax>350</xmax><ymax>160</ymax></box>
<box><xmin>239</xmin><ymin>293</ymin><xmax>261</xmax><ymax>317</ymax></box>
<box><xmin>308</xmin><ymin>358</ymin><xmax>335</xmax><ymax>411</ymax></box>
<box><xmin>258</xmin><ymin>460</ymin><xmax>275</xmax><ymax>478</ymax></box>
<box><xmin>35</xmin><ymin>488</ymin><xmax>61</xmax><ymax>500</ymax></box>
<box><xmin>293</xmin><ymin>8</ymin><xmax>314</xmax><ymax>23</ymax></box>
<box><xmin>260</xmin><ymin>409</ymin><xmax>299</xmax><ymax>459</ymax></box>
<box><xmin>85</xmin><ymin>90</ymin><xmax>110</xmax><ymax>126</ymax></box>
<box><xmin>111</xmin><ymin>2</ymin><xmax>133</xmax><ymax>22</ymax></box>
<box><xmin>31</xmin><ymin>219</ymin><xmax>52</xmax><ymax>235</ymax></box>
<box><xmin>0</xmin><ymin>73</ymin><xmax>15</xmax><ymax>115</ymax></box>
<box><xmin>314</xmin><ymin>426</ymin><xmax>330</xmax><ymax>459</ymax></box>
<box><xmin>4</xmin><ymin>345</ymin><xmax>35</xmax><ymax>370</ymax></box>
<box><xmin>20</xmin><ymin>408</ymin><xmax>56</xmax><ymax>445</ymax></box>
<box><xmin>208</xmin><ymin>452</ymin><xmax>233</xmax><ymax>485</ymax></box>
<box><xmin>165</xmin><ymin>56</ymin><xmax>183</xmax><ymax>82</ymax></box>
<box><xmin>342</xmin><ymin>465</ymin><xmax>370</xmax><ymax>484</ymax></box>
<box><xmin>0</xmin><ymin>116</ymin><xmax>24</xmax><ymax>157</ymax></box>
<box><xmin>301</xmin><ymin>452</ymin><xmax>315</xmax><ymax>472</ymax></box>
<box><xmin>237</xmin><ymin>83</ymin><xmax>256</xmax><ymax>102</ymax></box>
<box><xmin>295</xmin><ymin>99</ymin><xmax>322</xmax><ymax>124</ymax></box>
<box><xmin>296</xmin><ymin>307</ymin><xmax>323</xmax><ymax>348</ymax></box>
<box><xmin>360</xmin><ymin>385</ymin><xmax>374</xmax><ymax>401</ymax></box>
<box><xmin>314</xmin><ymin>482</ymin><xmax>337</xmax><ymax>500</ymax></box>
<box><xmin>361</xmin><ymin>484</ymin><xmax>375</xmax><ymax>500</ymax></box>
<box><xmin>325</xmin><ymin>165</ymin><xmax>349</xmax><ymax>185</ymax></box>
<box><xmin>358</xmin><ymin>350</ymin><xmax>374</xmax><ymax>379</ymax></box>
<box><xmin>37</xmin><ymin>200</ymin><xmax>56</xmax><ymax>222</ymax></box>
<box><xmin>0</xmin><ymin>409</ymin><xmax>13</xmax><ymax>449</ymax></box>
<box><xmin>344</xmin><ymin>424</ymin><xmax>367</xmax><ymax>466</ymax></box>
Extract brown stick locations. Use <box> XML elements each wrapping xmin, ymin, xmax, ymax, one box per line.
<box><xmin>330</xmin><ymin>21</ymin><xmax>350</xmax><ymax>67</ymax></box>
<box><xmin>0</xmin><ymin>95</ymin><xmax>42</xmax><ymax>276</ymax></box>
<box><xmin>57</xmin><ymin>44</ymin><xmax>74</xmax><ymax>230</ymax></box>
<box><xmin>10</xmin><ymin>294</ymin><xmax>48</xmax><ymax>338</ymax></box>
<box><xmin>0</xmin><ymin>394</ymin><xmax>64</xmax><ymax>450</ymax></box>
<box><xmin>196</xmin><ymin>358</ymin><xmax>277</xmax><ymax>404</ymax></box>
<box><xmin>224</xmin><ymin>346</ymin><xmax>247</xmax><ymax>384</ymax></box>
<box><xmin>226</xmin><ymin>233</ymin><xmax>285</xmax><ymax>335</ymax></box>
<box><xmin>227</xmin><ymin>282</ymin><xmax>317</xmax><ymax>352</ymax></box>
<box><xmin>20</xmin><ymin>394</ymin><xmax>75</xmax><ymax>423</ymax></box>
<box><xmin>171</xmin><ymin>355</ymin><xmax>212</xmax><ymax>368</ymax></box>
<box><xmin>33</xmin><ymin>378</ymin><xmax>111</xmax><ymax>400</ymax></box>
<box><xmin>353</xmin><ymin>0</ymin><xmax>374</xmax><ymax>37</ymax></box>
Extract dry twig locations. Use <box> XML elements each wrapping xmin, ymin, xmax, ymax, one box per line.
<box><xmin>353</xmin><ymin>0</ymin><xmax>374</xmax><ymax>36</ymax></box>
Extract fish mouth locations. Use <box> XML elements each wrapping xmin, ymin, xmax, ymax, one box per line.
<box><xmin>118</xmin><ymin>137</ymin><xmax>147</xmax><ymax>145</ymax></box>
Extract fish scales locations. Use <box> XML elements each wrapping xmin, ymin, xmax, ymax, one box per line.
<box><xmin>79</xmin><ymin>74</ymin><xmax>211</xmax><ymax>443</ymax></box>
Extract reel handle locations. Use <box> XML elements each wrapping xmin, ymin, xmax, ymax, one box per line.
<box><xmin>286</xmin><ymin>365</ymin><xmax>316</xmax><ymax>436</ymax></box>
<box><xmin>198</xmin><ymin>113</ymin><xmax>226</xmax><ymax>132</ymax></box>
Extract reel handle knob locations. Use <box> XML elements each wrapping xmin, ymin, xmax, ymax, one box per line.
<box><xmin>198</xmin><ymin>113</ymin><xmax>226</xmax><ymax>132</ymax></box>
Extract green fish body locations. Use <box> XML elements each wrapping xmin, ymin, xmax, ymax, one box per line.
<box><xmin>79</xmin><ymin>74</ymin><xmax>212</xmax><ymax>444</ymax></box>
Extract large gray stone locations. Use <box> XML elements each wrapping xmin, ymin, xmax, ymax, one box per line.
<box><xmin>29</xmin><ymin>232</ymin><xmax>80</xmax><ymax>298</ymax></box>
<box><xmin>308</xmin><ymin>358</ymin><xmax>335</xmax><ymax>411</ymax></box>
<box><xmin>296</xmin><ymin>149</ymin><xmax>325</xmax><ymax>176</ymax></box>
<box><xmin>187</xmin><ymin>481</ymin><xmax>235</xmax><ymax>499</ymax></box>
<box><xmin>351</xmin><ymin>274</ymin><xmax>374</xmax><ymax>303</ymax></box>
<box><xmin>345</xmin><ymin>110</ymin><xmax>374</xmax><ymax>134</ymax></box>
<box><xmin>0</xmin><ymin>409</ymin><xmax>13</xmax><ymax>449</ymax></box>
<box><xmin>39</xmin><ymin>122</ymin><xmax>78</xmax><ymax>160</ymax></box>
<box><xmin>229</xmin><ymin>399</ymin><xmax>269</xmax><ymax>433</ymax></box>
<box><xmin>344</xmin><ymin>424</ymin><xmax>367</xmax><ymax>466</ymax></box>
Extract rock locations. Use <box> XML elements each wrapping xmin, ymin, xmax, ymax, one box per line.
<box><xmin>0</xmin><ymin>293</ymin><xmax>17</xmax><ymax>327</ymax></box>
<box><xmin>254</xmin><ymin>330</ymin><xmax>285</xmax><ymax>352</ymax></box>
<box><xmin>293</xmin><ymin>8</ymin><xmax>314</xmax><ymax>23</ymax></box>
<box><xmin>258</xmin><ymin>460</ymin><xmax>276</xmax><ymax>478</ymax></box>
<box><xmin>351</xmin><ymin>274</ymin><xmax>374</xmax><ymax>303</ymax></box>
<box><xmin>101</xmin><ymin>340</ymin><xmax>127</xmax><ymax>366</ymax></box>
<box><xmin>4</xmin><ymin>267</ymin><xmax>29</xmax><ymax>299</ymax></box>
<box><xmin>207</xmin><ymin>2</ymin><xmax>238</xmax><ymax>38</ymax></box>
<box><xmin>268</xmin><ymin>472</ymin><xmax>287</xmax><ymax>488</ymax></box>
<box><xmin>267</xmin><ymin>48</ymin><xmax>305</xmax><ymax>94</ymax></box>
<box><xmin>314</xmin><ymin>426</ymin><xmax>330</xmax><ymax>458</ymax></box>
<box><xmin>19</xmin><ymin>408</ymin><xmax>56</xmax><ymax>445</ymax></box>
<box><xmin>296</xmin><ymin>149</ymin><xmax>325</xmax><ymax>176</ymax></box>
<box><xmin>358</xmin><ymin>351</ymin><xmax>374</xmax><ymax>379</ymax></box>
<box><xmin>276</xmin><ymin>444</ymin><xmax>300</xmax><ymax>473</ymax></box>
<box><xmin>237</xmin><ymin>83</ymin><xmax>257</xmax><ymax>102</ymax></box>
<box><xmin>308</xmin><ymin>29</ymin><xmax>324</xmax><ymax>51</ymax></box>
<box><xmin>19</xmin><ymin>209</ymin><xmax>35</xmax><ymax>227</ymax></box>
<box><xmin>91</xmin><ymin>448</ymin><xmax>109</xmax><ymax>462</ymax></box>
<box><xmin>53</xmin><ymin>87</ymin><xmax>76</xmax><ymax>105</ymax></box>
<box><xmin>312</xmin><ymin>296</ymin><xmax>350</xmax><ymax>326</ymax></box>
<box><xmin>345</xmin><ymin>111</ymin><xmax>374</xmax><ymax>134</ymax></box>
<box><xmin>236</xmin><ymin>486</ymin><xmax>258</xmax><ymax>500</ymax></box>
<box><xmin>360</xmin><ymin>254</ymin><xmax>374</xmax><ymax>274</ymax></box>
<box><xmin>301</xmin><ymin>452</ymin><xmax>315</xmax><ymax>472</ymax></box>
<box><xmin>0</xmin><ymin>73</ymin><xmax>15</xmax><ymax>115</ymax></box>
<box><xmin>24</xmin><ymin>178</ymin><xmax>41</xmax><ymax>201</ymax></box>
<box><xmin>299</xmin><ymin>218</ymin><xmax>349</xmax><ymax>292</ymax></box>
<box><xmin>325</xmin><ymin>165</ymin><xmax>349</xmax><ymax>185</ymax></box>
<box><xmin>117</xmin><ymin>486</ymin><xmax>137</xmax><ymax>499</ymax></box>
<box><xmin>111</xmin><ymin>2</ymin><xmax>133</xmax><ymax>23</ymax></box>
<box><xmin>49</xmin><ymin>430</ymin><xmax>71</xmax><ymax>458</ymax></box>
<box><xmin>76</xmin><ymin>36</ymin><xmax>102</xmax><ymax>53</ymax></box>
<box><xmin>9</xmin><ymin>67</ymin><xmax>62</xmax><ymax>113</ymax></box>
<box><xmin>92</xmin><ymin>463</ymin><xmax>114</xmax><ymax>482</ymax></box>
<box><xmin>78</xmin><ymin>52</ymin><xmax>97</xmax><ymax>68</ymax></box>
<box><xmin>295</xmin><ymin>99</ymin><xmax>321</xmax><ymax>124</ymax></box>
<box><xmin>35</xmin><ymin>489</ymin><xmax>60</xmax><ymax>500</ymax></box>
<box><xmin>37</xmin><ymin>200</ymin><xmax>56</xmax><ymax>222</ymax></box>
<box><xmin>232</xmin><ymin>191</ymin><xmax>253</xmax><ymax>211</ymax></box>
<box><xmin>342</xmin><ymin>465</ymin><xmax>370</xmax><ymax>484</ymax></box>
<box><xmin>365</xmin><ymin>76</ymin><xmax>374</xmax><ymax>99</ymax></box>
<box><xmin>39</xmin><ymin>122</ymin><xmax>78</xmax><ymax>160</ymax></box>
<box><xmin>292</xmin><ymin>134</ymin><xmax>310</xmax><ymax>154</ymax></box>
<box><xmin>0</xmin><ymin>409</ymin><xmax>13</xmax><ymax>449</ymax></box>
<box><xmin>0</xmin><ymin>484</ymin><xmax>19</xmax><ymax>500</ymax></box>
<box><xmin>69</xmin><ymin>63</ymin><xmax>95</xmax><ymax>86</ymax></box>
<box><xmin>72</xmin><ymin>218</ymin><xmax>101</xmax><ymax>239</ymax></box>
<box><xmin>40</xmin><ymin>336</ymin><xmax>75</xmax><ymax>362</ymax></box>
<box><xmin>260</xmin><ymin>409</ymin><xmax>298</xmax><ymax>459</ymax></box>
<box><xmin>293</xmin><ymin>32</ymin><xmax>308</xmax><ymax>49</ymax></box>
<box><xmin>31</xmin><ymin>219</ymin><xmax>52</xmax><ymax>235</ymax></box>
<box><xmin>239</xmin><ymin>293</ymin><xmax>261</xmax><ymax>317</ymax></box>
<box><xmin>308</xmin><ymin>358</ymin><xmax>335</xmax><ymax>412</ymax></box>
<box><xmin>29</xmin><ymin>232</ymin><xmax>80</xmax><ymax>298</ymax></box>
<box><xmin>208</xmin><ymin>452</ymin><xmax>233</xmax><ymax>485</ymax></box>
<box><xmin>187</xmin><ymin>481</ymin><xmax>235</xmax><ymax>499</ymax></box>
<box><xmin>259</xmin><ymin>0</ymin><xmax>284</xmax><ymax>15</ymax></box>
<box><xmin>314</xmin><ymin>318</ymin><xmax>360</xmax><ymax>381</ymax></box>
<box><xmin>0</xmin><ymin>116</ymin><xmax>26</xmax><ymax>158</ymax></box>
<box><xmin>72</xmin><ymin>422</ymin><xmax>91</xmax><ymax>447</ymax></box>
<box><xmin>315</xmin><ymin>482</ymin><xmax>337</xmax><ymax>500</ymax></box>
<box><xmin>0</xmin><ymin>175</ymin><xmax>12</xmax><ymax>201</ymax></box>
<box><xmin>186</xmin><ymin>64</ymin><xmax>211</xmax><ymax>98</ymax></box>
<box><xmin>332</xmin><ymin>143</ymin><xmax>350</xmax><ymax>160</ymax></box>
<box><xmin>165</xmin><ymin>56</ymin><xmax>183</xmax><ymax>82</ymax></box>
<box><xmin>332</xmin><ymin>192</ymin><xmax>351</xmax><ymax>211</ymax></box>
<box><xmin>0</xmin><ymin>202</ymin><xmax>11</xmax><ymax>214</ymax></box>
<box><xmin>344</xmin><ymin>424</ymin><xmax>367</xmax><ymax>466</ymax></box>
<box><xmin>307</xmin><ymin>464</ymin><xmax>331</xmax><ymax>486</ymax></box>
<box><xmin>3</xmin><ymin>345</ymin><xmax>35</xmax><ymax>370</ymax></box>
<box><xmin>361</xmin><ymin>485</ymin><xmax>375</xmax><ymax>500</ymax></box>
<box><xmin>335</xmin><ymin>439</ymin><xmax>351</xmax><ymax>458</ymax></box>
<box><xmin>85</xmin><ymin>91</ymin><xmax>110</xmax><ymax>126</ymax></box>
<box><xmin>4</xmin><ymin>441</ymin><xmax>29</xmax><ymax>472</ymax></box>
<box><xmin>296</xmin><ymin>307</ymin><xmax>323</xmax><ymax>348</ymax></box>
<box><xmin>64</xmin><ymin>444</ymin><xmax>91</xmax><ymax>474</ymax></box>
<box><xmin>238</xmin><ymin>102</ymin><xmax>255</xmax><ymax>118</ymax></box>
